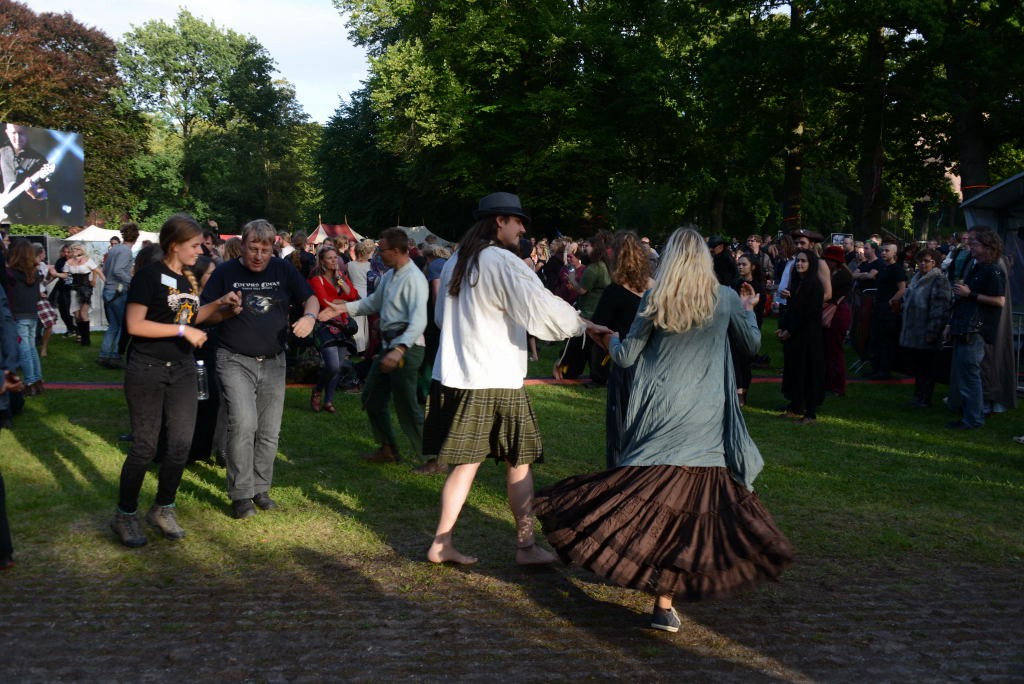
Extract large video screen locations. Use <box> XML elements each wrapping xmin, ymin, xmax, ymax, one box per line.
<box><xmin>1</xmin><ymin>122</ymin><xmax>84</xmax><ymax>226</ymax></box>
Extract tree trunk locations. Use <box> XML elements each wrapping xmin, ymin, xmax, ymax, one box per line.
<box><xmin>858</xmin><ymin>27</ymin><xmax>886</xmax><ymax>235</ymax></box>
<box><xmin>710</xmin><ymin>180</ymin><xmax>726</xmax><ymax>234</ymax></box>
<box><xmin>781</xmin><ymin>2</ymin><xmax>806</xmax><ymax>230</ymax></box>
<box><xmin>943</xmin><ymin>37</ymin><xmax>990</xmax><ymax>200</ymax></box>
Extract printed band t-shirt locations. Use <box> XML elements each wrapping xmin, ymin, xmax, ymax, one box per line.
<box><xmin>127</xmin><ymin>261</ymin><xmax>199</xmax><ymax>361</ymax></box>
<box><xmin>201</xmin><ymin>256</ymin><xmax>314</xmax><ymax>357</ymax></box>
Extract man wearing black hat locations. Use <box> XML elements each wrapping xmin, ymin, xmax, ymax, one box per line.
<box><xmin>423</xmin><ymin>192</ymin><xmax>610</xmax><ymax>566</ymax></box>
<box><xmin>708</xmin><ymin>236</ymin><xmax>738</xmax><ymax>285</ymax></box>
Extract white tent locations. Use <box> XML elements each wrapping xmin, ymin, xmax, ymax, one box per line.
<box><xmin>73</xmin><ymin>224</ymin><xmax>160</xmax><ymax>246</ymax></box>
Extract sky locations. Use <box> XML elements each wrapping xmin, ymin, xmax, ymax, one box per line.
<box><xmin>22</xmin><ymin>0</ymin><xmax>370</xmax><ymax>124</ymax></box>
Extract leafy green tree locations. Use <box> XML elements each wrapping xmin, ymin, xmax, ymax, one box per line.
<box><xmin>118</xmin><ymin>9</ymin><xmax>315</xmax><ymax>229</ymax></box>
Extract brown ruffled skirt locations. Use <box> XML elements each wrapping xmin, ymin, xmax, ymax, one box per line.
<box><xmin>534</xmin><ymin>465</ymin><xmax>794</xmax><ymax>601</ymax></box>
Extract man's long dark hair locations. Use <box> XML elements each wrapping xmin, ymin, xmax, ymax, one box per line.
<box><xmin>447</xmin><ymin>217</ymin><xmax>516</xmax><ymax>296</ymax></box>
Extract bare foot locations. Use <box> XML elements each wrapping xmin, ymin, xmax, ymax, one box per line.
<box><xmin>516</xmin><ymin>544</ymin><xmax>557</xmax><ymax>566</ymax></box>
<box><xmin>426</xmin><ymin>541</ymin><xmax>478</xmax><ymax>566</ymax></box>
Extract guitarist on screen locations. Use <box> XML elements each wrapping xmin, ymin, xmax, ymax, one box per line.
<box><xmin>1</xmin><ymin>123</ymin><xmax>50</xmax><ymax>223</ymax></box>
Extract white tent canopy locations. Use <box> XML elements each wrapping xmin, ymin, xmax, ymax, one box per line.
<box><xmin>73</xmin><ymin>224</ymin><xmax>159</xmax><ymax>247</ymax></box>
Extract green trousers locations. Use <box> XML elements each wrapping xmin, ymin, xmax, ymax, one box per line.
<box><xmin>362</xmin><ymin>345</ymin><xmax>425</xmax><ymax>458</ymax></box>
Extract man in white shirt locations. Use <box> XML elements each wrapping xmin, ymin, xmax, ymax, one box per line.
<box><xmin>424</xmin><ymin>192</ymin><xmax>609</xmax><ymax>566</ymax></box>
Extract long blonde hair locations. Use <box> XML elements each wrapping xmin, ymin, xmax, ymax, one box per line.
<box><xmin>639</xmin><ymin>227</ymin><xmax>718</xmax><ymax>333</ymax></box>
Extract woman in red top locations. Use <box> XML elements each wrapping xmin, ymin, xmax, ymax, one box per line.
<box><xmin>308</xmin><ymin>245</ymin><xmax>360</xmax><ymax>413</ymax></box>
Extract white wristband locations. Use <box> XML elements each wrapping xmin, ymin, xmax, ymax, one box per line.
<box><xmin>177</xmin><ymin>324</ymin><xmax>185</xmax><ymax>337</ymax></box>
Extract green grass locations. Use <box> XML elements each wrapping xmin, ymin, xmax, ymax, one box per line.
<box><xmin>3</xmin><ymin>325</ymin><xmax>1022</xmax><ymax>585</ymax></box>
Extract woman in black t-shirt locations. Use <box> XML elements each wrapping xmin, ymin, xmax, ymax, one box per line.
<box><xmin>109</xmin><ymin>214</ymin><xmax>241</xmax><ymax>548</ymax></box>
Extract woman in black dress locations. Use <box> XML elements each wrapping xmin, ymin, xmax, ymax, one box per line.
<box><xmin>777</xmin><ymin>249</ymin><xmax>825</xmax><ymax>424</ymax></box>
<box><xmin>590</xmin><ymin>231</ymin><xmax>652</xmax><ymax>467</ymax></box>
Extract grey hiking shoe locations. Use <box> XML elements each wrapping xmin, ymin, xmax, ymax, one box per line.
<box><xmin>110</xmin><ymin>510</ymin><xmax>148</xmax><ymax>548</ymax></box>
<box><xmin>650</xmin><ymin>606</ymin><xmax>681</xmax><ymax>633</ymax></box>
<box><xmin>145</xmin><ymin>504</ymin><xmax>186</xmax><ymax>541</ymax></box>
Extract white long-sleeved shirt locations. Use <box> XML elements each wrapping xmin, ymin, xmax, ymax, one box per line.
<box><xmin>434</xmin><ymin>245</ymin><xmax>586</xmax><ymax>389</ymax></box>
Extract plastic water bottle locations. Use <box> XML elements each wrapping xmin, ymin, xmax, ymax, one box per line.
<box><xmin>196</xmin><ymin>360</ymin><xmax>209</xmax><ymax>401</ymax></box>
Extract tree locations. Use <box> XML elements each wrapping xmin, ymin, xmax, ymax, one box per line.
<box><xmin>118</xmin><ymin>9</ymin><xmax>315</xmax><ymax>228</ymax></box>
<box><xmin>118</xmin><ymin>10</ymin><xmax>248</xmax><ymax>141</ymax></box>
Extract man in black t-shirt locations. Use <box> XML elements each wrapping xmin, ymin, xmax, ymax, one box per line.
<box><xmin>201</xmin><ymin>219</ymin><xmax>318</xmax><ymax>519</ymax></box>
<box><xmin>944</xmin><ymin>229</ymin><xmax>1006</xmax><ymax>430</ymax></box>
<box><xmin>867</xmin><ymin>242</ymin><xmax>908</xmax><ymax>379</ymax></box>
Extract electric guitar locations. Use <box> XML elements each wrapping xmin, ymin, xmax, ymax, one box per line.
<box><xmin>0</xmin><ymin>162</ymin><xmax>55</xmax><ymax>222</ymax></box>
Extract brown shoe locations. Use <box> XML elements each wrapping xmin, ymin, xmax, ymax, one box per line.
<box><xmin>412</xmin><ymin>458</ymin><xmax>448</xmax><ymax>475</ymax></box>
<box><xmin>361</xmin><ymin>445</ymin><xmax>399</xmax><ymax>463</ymax></box>
<box><xmin>310</xmin><ymin>390</ymin><xmax>322</xmax><ymax>413</ymax></box>
<box><xmin>323</xmin><ymin>403</ymin><xmax>336</xmax><ymax>414</ymax></box>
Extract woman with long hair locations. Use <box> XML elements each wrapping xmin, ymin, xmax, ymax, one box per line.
<box><xmin>65</xmin><ymin>242</ymin><xmax>104</xmax><ymax>345</ymax></box>
<box><xmin>33</xmin><ymin>244</ymin><xmax>57</xmax><ymax>358</ymax></box>
<box><xmin>109</xmin><ymin>214</ymin><xmax>241</xmax><ymax>548</ymax></box>
<box><xmin>287</xmin><ymin>231</ymin><xmax>316</xmax><ymax>279</ymax></box>
<box><xmin>347</xmin><ymin>239</ymin><xmax>376</xmax><ymax>354</ymax></box>
<box><xmin>308</xmin><ymin>245</ymin><xmax>360</xmax><ymax>413</ymax></box>
<box><xmin>777</xmin><ymin>249</ymin><xmax>825</xmax><ymax>424</ymax></box>
<box><xmin>730</xmin><ymin>252</ymin><xmax>767</xmax><ymax>406</ymax></box>
<box><xmin>6</xmin><ymin>239</ymin><xmax>44</xmax><ymax>395</ymax></box>
<box><xmin>535</xmin><ymin>227</ymin><xmax>793</xmax><ymax>633</ymax></box>
<box><xmin>591</xmin><ymin>231</ymin><xmax>652</xmax><ymax>467</ymax></box>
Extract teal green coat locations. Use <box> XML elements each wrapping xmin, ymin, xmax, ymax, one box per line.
<box><xmin>609</xmin><ymin>285</ymin><xmax>764</xmax><ymax>489</ymax></box>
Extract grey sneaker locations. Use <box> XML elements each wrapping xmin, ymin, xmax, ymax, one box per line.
<box><xmin>110</xmin><ymin>510</ymin><xmax>148</xmax><ymax>548</ymax></box>
<box><xmin>650</xmin><ymin>606</ymin><xmax>681</xmax><ymax>633</ymax></box>
<box><xmin>145</xmin><ymin>504</ymin><xmax>186</xmax><ymax>541</ymax></box>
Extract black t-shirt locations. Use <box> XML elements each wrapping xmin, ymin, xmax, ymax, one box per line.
<box><xmin>949</xmin><ymin>261</ymin><xmax>1006</xmax><ymax>342</ymax></box>
<box><xmin>855</xmin><ymin>258</ymin><xmax>883</xmax><ymax>291</ymax></box>
<box><xmin>591</xmin><ymin>283</ymin><xmax>643</xmax><ymax>335</ymax></box>
<box><xmin>874</xmin><ymin>262</ymin><xmax>908</xmax><ymax>305</ymax></box>
<box><xmin>201</xmin><ymin>256</ymin><xmax>314</xmax><ymax>357</ymax></box>
<box><xmin>127</xmin><ymin>262</ymin><xmax>200</xmax><ymax>361</ymax></box>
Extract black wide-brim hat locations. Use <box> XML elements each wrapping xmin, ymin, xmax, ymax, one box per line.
<box><xmin>473</xmin><ymin>192</ymin><xmax>530</xmax><ymax>222</ymax></box>
<box><xmin>790</xmin><ymin>228</ymin><xmax>824</xmax><ymax>243</ymax></box>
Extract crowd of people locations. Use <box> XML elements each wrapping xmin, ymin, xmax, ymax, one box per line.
<box><xmin>0</xmin><ymin>203</ymin><xmax>1017</xmax><ymax>632</ymax></box>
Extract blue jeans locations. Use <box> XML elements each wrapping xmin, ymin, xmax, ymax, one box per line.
<box><xmin>949</xmin><ymin>334</ymin><xmax>986</xmax><ymax>427</ymax></box>
<box><xmin>316</xmin><ymin>344</ymin><xmax>351</xmax><ymax>405</ymax></box>
<box><xmin>216</xmin><ymin>349</ymin><xmax>286</xmax><ymax>501</ymax></box>
<box><xmin>99</xmin><ymin>288</ymin><xmax>127</xmax><ymax>360</ymax></box>
<box><xmin>15</xmin><ymin>318</ymin><xmax>41</xmax><ymax>384</ymax></box>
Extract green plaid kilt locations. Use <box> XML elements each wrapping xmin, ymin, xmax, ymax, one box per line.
<box><xmin>423</xmin><ymin>382</ymin><xmax>544</xmax><ymax>466</ymax></box>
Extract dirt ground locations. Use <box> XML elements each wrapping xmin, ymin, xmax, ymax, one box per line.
<box><xmin>2</xmin><ymin>546</ymin><xmax>1021</xmax><ymax>683</ymax></box>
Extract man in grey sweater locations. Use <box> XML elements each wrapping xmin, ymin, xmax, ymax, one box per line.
<box><xmin>97</xmin><ymin>222</ymin><xmax>138</xmax><ymax>368</ymax></box>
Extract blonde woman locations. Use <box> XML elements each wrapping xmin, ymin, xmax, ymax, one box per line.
<box><xmin>64</xmin><ymin>242</ymin><xmax>103</xmax><ymax>345</ymax></box>
<box><xmin>346</xmin><ymin>239</ymin><xmax>376</xmax><ymax>353</ymax></box>
<box><xmin>535</xmin><ymin>227</ymin><xmax>793</xmax><ymax>634</ymax></box>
